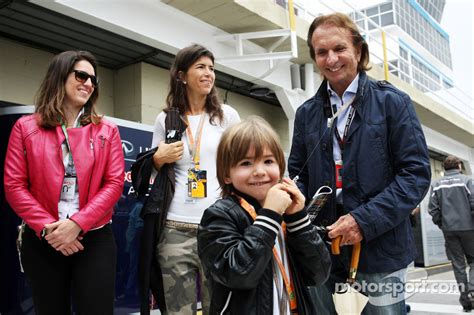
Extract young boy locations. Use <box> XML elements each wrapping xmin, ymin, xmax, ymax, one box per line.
<box><xmin>198</xmin><ymin>117</ymin><xmax>331</xmax><ymax>314</ymax></box>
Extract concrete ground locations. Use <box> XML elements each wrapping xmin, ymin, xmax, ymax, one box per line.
<box><xmin>407</xmin><ymin>263</ymin><xmax>473</xmax><ymax>314</ymax></box>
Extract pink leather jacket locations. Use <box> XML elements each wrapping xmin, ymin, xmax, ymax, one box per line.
<box><xmin>4</xmin><ymin>114</ymin><xmax>124</xmax><ymax>237</ymax></box>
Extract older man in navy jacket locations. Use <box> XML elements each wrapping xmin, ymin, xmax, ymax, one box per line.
<box><xmin>289</xmin><ymin>13</ymin><xmax>431</xmax><ymax>314</ymax></box>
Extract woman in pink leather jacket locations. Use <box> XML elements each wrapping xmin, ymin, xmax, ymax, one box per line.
<box><xmin>4</xmin><ymin>50</ymin><xmax>124</xmax><ymax>315</ymax></box>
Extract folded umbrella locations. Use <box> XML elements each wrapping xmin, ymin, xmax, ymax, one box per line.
<box><xmin>331</xmin><ymin>236</ymin><xmax>368</xmax><ymax>315</ymax></box>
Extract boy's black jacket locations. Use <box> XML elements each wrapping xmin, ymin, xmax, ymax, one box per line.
<box><xmin>198</xmin><ymin>196</ymin><xmax>331</xmax><ymax>314</ymax></box>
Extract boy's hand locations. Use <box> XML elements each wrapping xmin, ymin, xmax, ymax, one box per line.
<box><xmin>263</xmin><ymin>184</ymin><xmax>292</xmax><ymax>215</ymax></box>
<box><xmin>281</xmin><ymin>178</ymin><xmax>305</xmax><ymax>215</ymax></box>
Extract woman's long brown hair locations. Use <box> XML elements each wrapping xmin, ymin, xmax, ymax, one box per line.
<box><xmin>165</xmin><ymin>44</ymin><xmax>223</xmax><ymax>125</ymax></box>
<box><xmin>35</xmin><ymin>50</ymin><xmax>101</xmax><ymax>128</ymax></box>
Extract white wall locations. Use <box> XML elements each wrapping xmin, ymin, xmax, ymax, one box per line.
<box><xmin>141</xmin><ymin>63</ymin><xmax>169</xmax><ymax>125</ymax></box>
<box><xmin>0</xmin><ymin>38</ymin><xmax>289</xmax><ymax>151</ymax></box>
<box><xmin>0</xmin><ymin>38</ymin><xmax>50</xmax><ymax>105</ymax></box>
<box><xmin>423</xmin><ymin>125</ymin><xmax>474</xmax><ymax>174</ymax></box>
<box><xmin>221</xmin><ymin>90</ymin><xmax>290</xmax><ymax>151</ymax></box>
<box><xmin>0</xmin><ymin>38</ymin><xmax>114</xmax><ymax>115</ymax></box>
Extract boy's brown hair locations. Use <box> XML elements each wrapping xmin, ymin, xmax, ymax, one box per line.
<box><xmin>216</xmin><ymin>116</ymin><xmax>285</xmax><ymax>197</ymax></box>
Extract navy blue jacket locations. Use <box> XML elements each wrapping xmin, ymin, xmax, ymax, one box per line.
<box><xmin>288</xmin><ymin>71</ymin><xmax>431</xmax><ymax>273</ymax></box>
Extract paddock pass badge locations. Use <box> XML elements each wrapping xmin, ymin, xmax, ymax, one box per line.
<box><xmin>187</xmin><ymin>168</ymin><xmax>207</xmax><ymax>198</ymax></box>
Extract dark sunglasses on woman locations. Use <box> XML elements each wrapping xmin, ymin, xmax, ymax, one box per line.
<box><xmin>72</xmin><ymin>70</ymin><xmax>99</xmax><ymax>87</ymax></box>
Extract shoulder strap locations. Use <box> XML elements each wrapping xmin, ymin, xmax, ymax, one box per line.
<box><xmin>165</xmin><ymin>107</ymin><xmax>187</xmax><ymax>144</ymax></box>
<box><xmin>131</xmin><ymin>147</ymin><xmax>158</xmax><ymax>199</ymax></box>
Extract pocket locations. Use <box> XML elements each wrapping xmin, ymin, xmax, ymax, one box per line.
<box><xmin>304</xmin><ymin>130</ymin><xmax>321</xmax><ymax>151</ymax></box>
<box><xmin>93</xmin><ymin>133</ymin><xmax>112</xmax><ymax>166</ymax></box>
<box><xmin>97</xmin><ymin>134</ymin><xmax>111</xmax><ymax>149</ymax></box>
<box><xmin>23</xmin><ymin>129</ymin><xmax>42</xmax><ymax>159</ymax></box>
<box><xmin>359</xmin><ymin>135</ymin><xmax>391</xmax><ymax>194</ymax></box>
<box><xmin>380</xmin><ymin>227</ymin><xmax>406</xmax><ymax>256</ymax></box>
<box><xmin>368</xmin><ymin>136</ymin><xmax>389</xmax><ymax>172</ymax></box>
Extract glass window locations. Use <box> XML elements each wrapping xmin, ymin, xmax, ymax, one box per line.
<box><xmin>381</xmin><ymin>12</ymin><xmax>394</xmax><ymax>26</ymax></box>
<box><xmin>443</xmin><ymin>80</ymin><xmax>453</xmax><ymax>89</ymax></box>
<box><xmin>400</xmin><ymin>47</ymin><xmax>408</xmax><ymax>60</ymax></box>
<box><xmin>275</xmin><ymin>0</ymin><xmax>286</xmax><ymax>8</ymax></box>
<box><xmin>370</xmin><ymin>15</ymin><xmax>380</xmax><ymax>26</ymax></box>
<box><xmin>380</xmin><ymin>2</ymin><xmax>392</xmax><ymax>13</ymax></box>
<box><xmin>367</xmin><ymin>6</ymin><xmax>379</xmax><ymax>16</ymax></box>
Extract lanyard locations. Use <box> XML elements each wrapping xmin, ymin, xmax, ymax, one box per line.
<box><xmin>327</xmin><ymin>95</ymin><xmax>356</xmax><ymax>128</ymax></box>
<box><xmin>60</xmin><ymin>118</ymin><xmax>81</xmax><ymax>174</ymax></box>
<box><xmin>334</xmin><ymin>105</ymin><xmax>356</xmax><ymax>152</ymax></box>
<box><xmin>184</xmin><ymin>114</ymin><xmax>206</xmax><ymax>169</ymax></box>
<box><xmin>234</xmin><ymin>194</ymin><xmax>298</xmax><ymax>313</ymax></box>
<box><xmin>293</xmin><ymin>96</ymin><xmax>356</xmax><ymax>184</ymax></box>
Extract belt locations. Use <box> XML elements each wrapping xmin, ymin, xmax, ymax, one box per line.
<box><xmin>165</xmin><ymin>220</ymin><xmax>199</xmax><ymax>232</ymax></box>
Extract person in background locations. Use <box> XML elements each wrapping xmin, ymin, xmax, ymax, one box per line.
<box><xmin>198</xmin><ymin>117</ymin><xmax>330</xmax><ymax>314</ymax></box>
<box><xmin>150</xmin><ymin>44</ymin><xmax>240</xmax><ymax>314</ymax></box>
<box><xmin>4</xmin><ymin>50</ymin><xmax>124</xmax><ymax>315</ymax></box>
<box><xmin>428</xmin><ymin>156</ymin><xmax>474</xmax><ymax>312</ymax></box>
<box><xmin>288</xmin><ymin>13</ymin><xmax>431</xmax><ymax>314</ymax></box>
<box><xmin>123</xmin><ymin>199</ymin><xmax>144</xmax><ymax>302</ymax></box>
<box><xmin>405</xmin><ymin>204</ymin><xmax>421</xmax><ymax>314</ymax></box>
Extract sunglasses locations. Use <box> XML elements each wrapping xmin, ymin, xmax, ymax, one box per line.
<box><xmin>72</xmin><ymin>70</ymin><xmax>99</xmax><ymax>87</ymax></box>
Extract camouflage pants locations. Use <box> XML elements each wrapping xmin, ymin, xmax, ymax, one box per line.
<box><xmin>157</xmin><ymin>226</ymin><xmax>210</xmax><ymax>315</ymax></box>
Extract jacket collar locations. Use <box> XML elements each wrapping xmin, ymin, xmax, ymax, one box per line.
<box><xmin>232</xmin><ymin>190</ymin><xmax>262</xmax><ymax>212</ymax></box>
<box><xmin>315</xmin><ymin>71</ymin><xmax>368</xmax><ymax>140</ymax></box>
<box><xmin>345</xmin><ymin>72</ymin><xmax>366</xmax><ymax>140</ymax></box>
<box><xmin>316</xmin><ymin>71</ymin><xmax>368</xmax><ymax>102</ymax></box>
<box><xmin>444</xmin><ymin>169</ymin><xmax>461</xmax><ymax>176</ymax></box>
<box><xmin>326</xmin><ymin>74</ymin><xmax>359</xmax><ymax>104</ymax></box>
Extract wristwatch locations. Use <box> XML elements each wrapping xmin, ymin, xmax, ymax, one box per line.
<box><xmin>41</xmin><ymin>228</ymin><xmax>47</xmax><ymax>239</ymax></box>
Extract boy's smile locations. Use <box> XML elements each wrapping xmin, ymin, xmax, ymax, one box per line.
<box><xmin>225</xmin><ymin>147</ymin><xmax>280</xmax><ymax>205</ymax></box>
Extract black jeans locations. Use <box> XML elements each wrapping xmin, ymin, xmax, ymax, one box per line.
<box><xmin>21</xmin><ymin>224</ymin><xmax>117</xmax><ymax>315</ymax></box>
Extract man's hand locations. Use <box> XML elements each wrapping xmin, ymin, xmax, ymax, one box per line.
<box><xmin>327</xmin><ymin>214</ymin><xmax>363</xmax><ymax>245</ymax></box>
